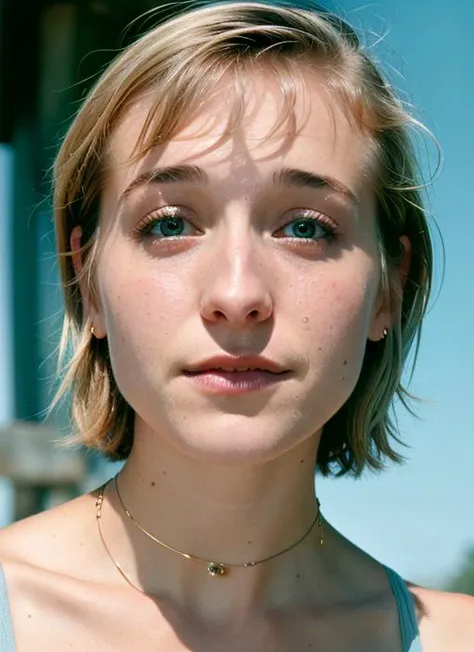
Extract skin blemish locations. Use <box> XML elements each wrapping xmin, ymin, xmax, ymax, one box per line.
<box><xmin>300</xmin><ymin>459</ymin><xmax>304</xmax><ymax>463</ymax></box>
<box><xmin>162</xmin><ymin>470</ymin><xmax>168</xmax><ymax>475</ymax></box>
<box><xmin>151</xmin><ymin>481</ymin><xmax>156</xmax><ymax>487</ymax></box>
<box><xmin>343</xmin><ymin>360</ymin><xmax>348</xmax><ymax>365</ymax></box>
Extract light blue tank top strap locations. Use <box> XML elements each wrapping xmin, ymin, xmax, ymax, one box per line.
<box><xmin>384</xmin><ymin>565</ymin><xmax>423</xmax><ymax>652</ymax></box>
<box><xmin>0</xmin><ymin>564</ymin><xmax>15</xmax><ymax>652</ymax></box>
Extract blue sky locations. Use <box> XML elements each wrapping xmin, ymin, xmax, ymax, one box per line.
<box><xmin>0</xmin><ymin>0</ymin><xmax>472</xmax><ymax>588</ymax></box>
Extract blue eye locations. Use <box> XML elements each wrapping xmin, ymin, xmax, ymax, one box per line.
<box><xmin>148</xmin><ymin>216</ymin><xmax>195</xmax><ymax>238</ymax></box>
<box><xmin>280</xmin><ymin>218</ymin><xmax>332</xmax><ymax>240</ymax></box>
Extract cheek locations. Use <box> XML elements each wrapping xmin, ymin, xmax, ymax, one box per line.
<box><xmin>100</xmin><ymin>243</ymin><xmax>188</xmax><ymax>315</ymax></box>
<box><xmin>297</xmin><ymin>259</ymin><xmax>377</xmax><ymax>329</ymax></box>
<box><xmin>97</xmin><ymin>252</ymin><xmax>193</xmax><ymax>372</ymax></box>
<box><xmin>296</xmin><ymin>260</ymin><xmax>378</xmax><ymax>371</ymax></box>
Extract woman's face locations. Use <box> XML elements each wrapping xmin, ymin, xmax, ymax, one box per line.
<box><xmin>88</xmin><ymin>68</ymin><xmax>388</xmax><ymax>464</ymax></box>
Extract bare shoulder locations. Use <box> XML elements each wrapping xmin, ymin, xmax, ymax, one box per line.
<box><xmin>0</xmin><ymin>492</ymin><xmax>156</xmax><ymax>651</ymax></box>
<box><xmin>0</xmin><ymin>490</ymin><xmax>115</xmax><ymax>643</ymax></box>
<box><xmin>408</xmin><ymin>583</ymin><xmax>474</xmax><ymax>652</ymax></box>
<box><xmin>0</xmin><ymin>490</ymin><xmax>99</xmax><ymax>573</ymax></box>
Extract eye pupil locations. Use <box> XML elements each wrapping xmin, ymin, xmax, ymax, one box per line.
<box><xmin>159</xmin><ymin>217</ymin><xmax>184</xmax><ymax>236</ymax></box>
<box><xmin>293</xmin><ymin>220</ymin><xmax>316</xmax><ymax>238</ymax></box>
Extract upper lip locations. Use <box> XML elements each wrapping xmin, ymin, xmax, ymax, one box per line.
<box><xmin>184</xmin><ymin>355</ymin><xmax>290</xmax><ymax>374</ymax></box>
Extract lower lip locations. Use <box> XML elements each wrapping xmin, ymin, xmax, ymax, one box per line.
<box><xmin>183</xmin><ymin>370</ymin><xmax>291</xmax><ymax>395</ymax></box>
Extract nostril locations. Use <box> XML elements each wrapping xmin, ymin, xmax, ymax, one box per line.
<box><xmin>201</xmin><ymin>289</ymin><xmax>274</xmax><ymax>325</ymax></box>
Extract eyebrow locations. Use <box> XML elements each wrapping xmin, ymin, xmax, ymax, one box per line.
<box><xmin>275</xmin><ymin>167</ymin><xmax>358</xmax><ymax>205</ymax></box>
<box><xmin>120</xmin><ymin>165</ymin><xmax>207</xmax><ymax>204</ymax></box>
<box><xmin>120</xmin><ymin>163</ymin><xmax>358</xmax><ymax>205</ymax></box>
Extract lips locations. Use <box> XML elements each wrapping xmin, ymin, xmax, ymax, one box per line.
<box><xmin>184</xmin><ymin>368</ymin><xmax>286</xmax><ymax>375</ymax></box>
<box><xmin>183</xmin><ymin>354</ymin><xmax>289</xmax><ymax>375</ymax></box>
<box><xmin>184</xmin><ymin>361</ymin><xmax>292</xmax><ymax>396</ymax></box>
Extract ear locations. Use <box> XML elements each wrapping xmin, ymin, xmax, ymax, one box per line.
<box><xmin>368</xmin><ymin>235</ymin><xmax>411</xmax><ymax>342</ymax></box>
<box><xmin>70</xmin><ymin>226</ymin><xmax>107</xmax><ymax>339</ymax></box>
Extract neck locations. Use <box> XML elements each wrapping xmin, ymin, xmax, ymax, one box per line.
<box><xmin>98</xmin><ymin>422</ymin><xmax>332</xmax><ymax>623</ymax></box>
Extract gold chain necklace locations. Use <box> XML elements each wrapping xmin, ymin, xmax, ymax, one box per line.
<box><xmin>95</xmin><ymin>475</ymin><xmax>323</xmax><ymax>584</ymax></box>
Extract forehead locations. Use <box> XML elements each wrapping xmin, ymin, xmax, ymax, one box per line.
<box><xmin>105</xmin><ymin>67</ymin><xmax>373</xmax><ymax>204</ymax></box>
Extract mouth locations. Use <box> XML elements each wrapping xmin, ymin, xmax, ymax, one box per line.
<box><xmin>183</xmin><ymin>369</ymin><xmax>291</xmax><ymax>394</ymax></box>
<box><xmin>184</xmin><ymin>354</ymin><xmax>290</xmax><ymax>375</ymax></box>
<box><xmin>184</xmin><ymin>367</ymin><xmax>289</xmax><ymax>375</ymax></box>
<box><xmin>183</xmin><ymin>354</ymin><xmax>293</xmax><ymax>396</ymax></box>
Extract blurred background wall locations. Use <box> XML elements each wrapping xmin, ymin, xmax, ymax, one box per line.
<box><xmin>0</xmin><ymin>0</ymin><xmax>472</xmax><ymax>593</ymax></box>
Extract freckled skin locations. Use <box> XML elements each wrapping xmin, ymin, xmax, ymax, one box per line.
<box><xmin>90</xmin><ymin>67</ymin><xmax>388</xmax><ymax>465</ymax></box>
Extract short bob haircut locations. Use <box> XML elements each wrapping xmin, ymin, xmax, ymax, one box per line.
<box><xmin>52</xmin><ymin>0</ymin><xmax>434</xmax><ymax>477</ymax></box>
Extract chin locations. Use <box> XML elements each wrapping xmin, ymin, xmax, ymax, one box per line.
<box><xmin>170</xmin><ymin>441</ymin><xmax>292</xmax><ymax>467</ymax></box>
<box><xmin>143</xmin><ymin>411</ymin><xmax>312</xmax><ymax>467</ymax></box>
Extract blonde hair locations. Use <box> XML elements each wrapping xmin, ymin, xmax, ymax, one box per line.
<box><xmin>52</xmin><ymin>1</ymin><xmax>434</xmax><ymax>476</ymax></box>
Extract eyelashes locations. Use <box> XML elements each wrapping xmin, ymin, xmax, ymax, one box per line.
<box><xmin>274</xmin><ymin>209</ymin><xmax>338</xmax><ymax>242</ymax></box>
<box><xmin>131</xmin><ymin>205</ymin><xmax>340</xmax><ymax>245</ymax></box>
<box><xmin>130</xmin><ymin>206</ymin><xmax>199</xmax><ymax>242</ymax></box>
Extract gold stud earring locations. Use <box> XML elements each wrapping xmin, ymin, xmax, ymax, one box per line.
<box><xmin>90</xmin><ymin>325</ymin><xmax>96</xmax><ymax>337</ymax></box>
<box><xmin>383</xmin><ymin>328</ymin><xmax>388</xmax><ymax>338</ymax></box>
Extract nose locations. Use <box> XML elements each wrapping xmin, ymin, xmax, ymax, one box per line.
<box><xmin>200</xmin><ymin>238</ymin><xmax>274</xmax><ymax>328</ymax></box>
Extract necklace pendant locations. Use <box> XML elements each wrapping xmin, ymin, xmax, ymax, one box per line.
<box><xmin>207</xmin><ymin>562</ymin><xmax>226</xmax><ymax>577</ymax></box>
